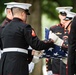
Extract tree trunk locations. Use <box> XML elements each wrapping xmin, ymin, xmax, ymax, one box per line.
<box><xmin>26</xmin><ymin>0</ymin><xmax>42</xmax><ymax>39</ymax></box>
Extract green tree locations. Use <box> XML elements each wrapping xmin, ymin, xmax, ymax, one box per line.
<box><xmin>41</xmin><ymin>0</ymin><xmax>73</xmax><ymax>20</ymax></box>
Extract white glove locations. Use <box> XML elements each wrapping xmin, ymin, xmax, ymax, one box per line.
<box><xmin>49</xmin><ymin>31</ymin><xmax>63</xmax><ymax>46</ymax></box>
<box><xmin>54</xmin><ymin>37</ymin><xmax>64</xmax><ymax>46</ymax></box>
<box><xmin>29</xmin><ymin>62</ymin><xmax>35</xmax><ymax>73</ymax></box>
<box><xmin>33</xmin><ymin>50</ymin><xmax>44</xmax><ymax>57</ymax></box>
<box><xmin>32</xmin><ymin>56</ymin><xmax>40</xmax><ymax>63</ymax></box>
<box><xmin>47</xmin><ymin>71</ymin><xmax>53</xmax><ymax>75</ymax></box>
<box><xmin>62</xmin><ymin>58</ymin><xmax>67</xmax><ymax>64</ymax></box>
<box><xmin>49</xmin><ymin>31</ymin><xmax>58</xmax><ymax>42</ymax></box>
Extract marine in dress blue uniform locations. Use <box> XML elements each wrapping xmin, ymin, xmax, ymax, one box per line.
<box><xmin>0</xmin><ymin>2</ymin><xmax>55</xmax><ymax>75</ymax></box>
<box><xmin>0</xmin><ymin>2</ymin><xmax>14</xmax><ymax>58</ymax></box>
<box><xmin>45</xmin><ymin>7</ymin><xmax>73</xmax><ymax>75</ymax></box>
<box><xmin>0</xmin><ymin>2</ymin><xmax>35</xmax><ymax>64</ymax></box>
<box><xmin>51</xmin><ymin>11</ymin><xmax>76</xmax><ymax>75</ymax></box>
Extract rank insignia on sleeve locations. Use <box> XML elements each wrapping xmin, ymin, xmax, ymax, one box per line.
<box><xmin>55</xmin><ymin>32</ymin><xmax>62</xmax><ymax>35</ymax></box>
<box><xmin>32</xmin><ymin>30</ymin><xmax>36</xmax><ymax>37</ymax></box>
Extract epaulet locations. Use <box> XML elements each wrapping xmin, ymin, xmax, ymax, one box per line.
<box><xmin>50</xmin><ymin>24</ymin><xmax>58</xmax><ymax>29</ymax></box>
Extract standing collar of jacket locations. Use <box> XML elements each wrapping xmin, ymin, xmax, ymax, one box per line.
<box><xmin>13</xmin><ymin>17</ymin><xmax>23</xmax><ymax>22</ymax></box>
<box><xmin>6</xmin><ymin>18</ymin><xmax>11</xmax><ymax>22</ymax></box>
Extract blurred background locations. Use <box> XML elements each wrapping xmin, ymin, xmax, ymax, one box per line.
<box><xmin>0</xmin><ymin>0</ymin><xmax>76</xmax><ymax>75</ymax></box>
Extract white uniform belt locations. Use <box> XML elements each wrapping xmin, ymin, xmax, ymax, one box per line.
<box><xmin>2</xmin><ymin>48</ymin><xmax>28</xmax><ymax>54</ymax></box>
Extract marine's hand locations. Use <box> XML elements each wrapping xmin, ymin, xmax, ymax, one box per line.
<box><xmin>49</xmin><ymin>30</ymin><xmax>64</xmax><ymax>46</ymax></box>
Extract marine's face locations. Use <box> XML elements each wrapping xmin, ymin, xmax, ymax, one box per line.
<box><xmin>64</xmin><ymin>20</ymin><xmax>71</xmax><ymax>29</ymax></box>
<box><xmin>59</xmin><ymin>14</ymin><xmax>66</xmax><ymax>27</ymax></box>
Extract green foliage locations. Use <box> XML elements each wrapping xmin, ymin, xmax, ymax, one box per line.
<box><xmin>41</xmin><ymin>0</ymin><xmax>73</xmax><ymax>20</ymax></box>
<box><xmin>0</xmin><ymin>0</ymin><xmax>75</xmax><ymax>23</ymax></box>
<box><xmin>41</xmin><ymin>0</ymin><xmax>59</xmax><ymax>20</ymax></box>
<box><xmin>54</xmin><ymin>0</ymin><xmax>72</xmax><ymax>6</ymax></box>
<box><xmin>0</xmin><ymin>0</ymin><xmax>13</xmax><ymax>23</ymax></box>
